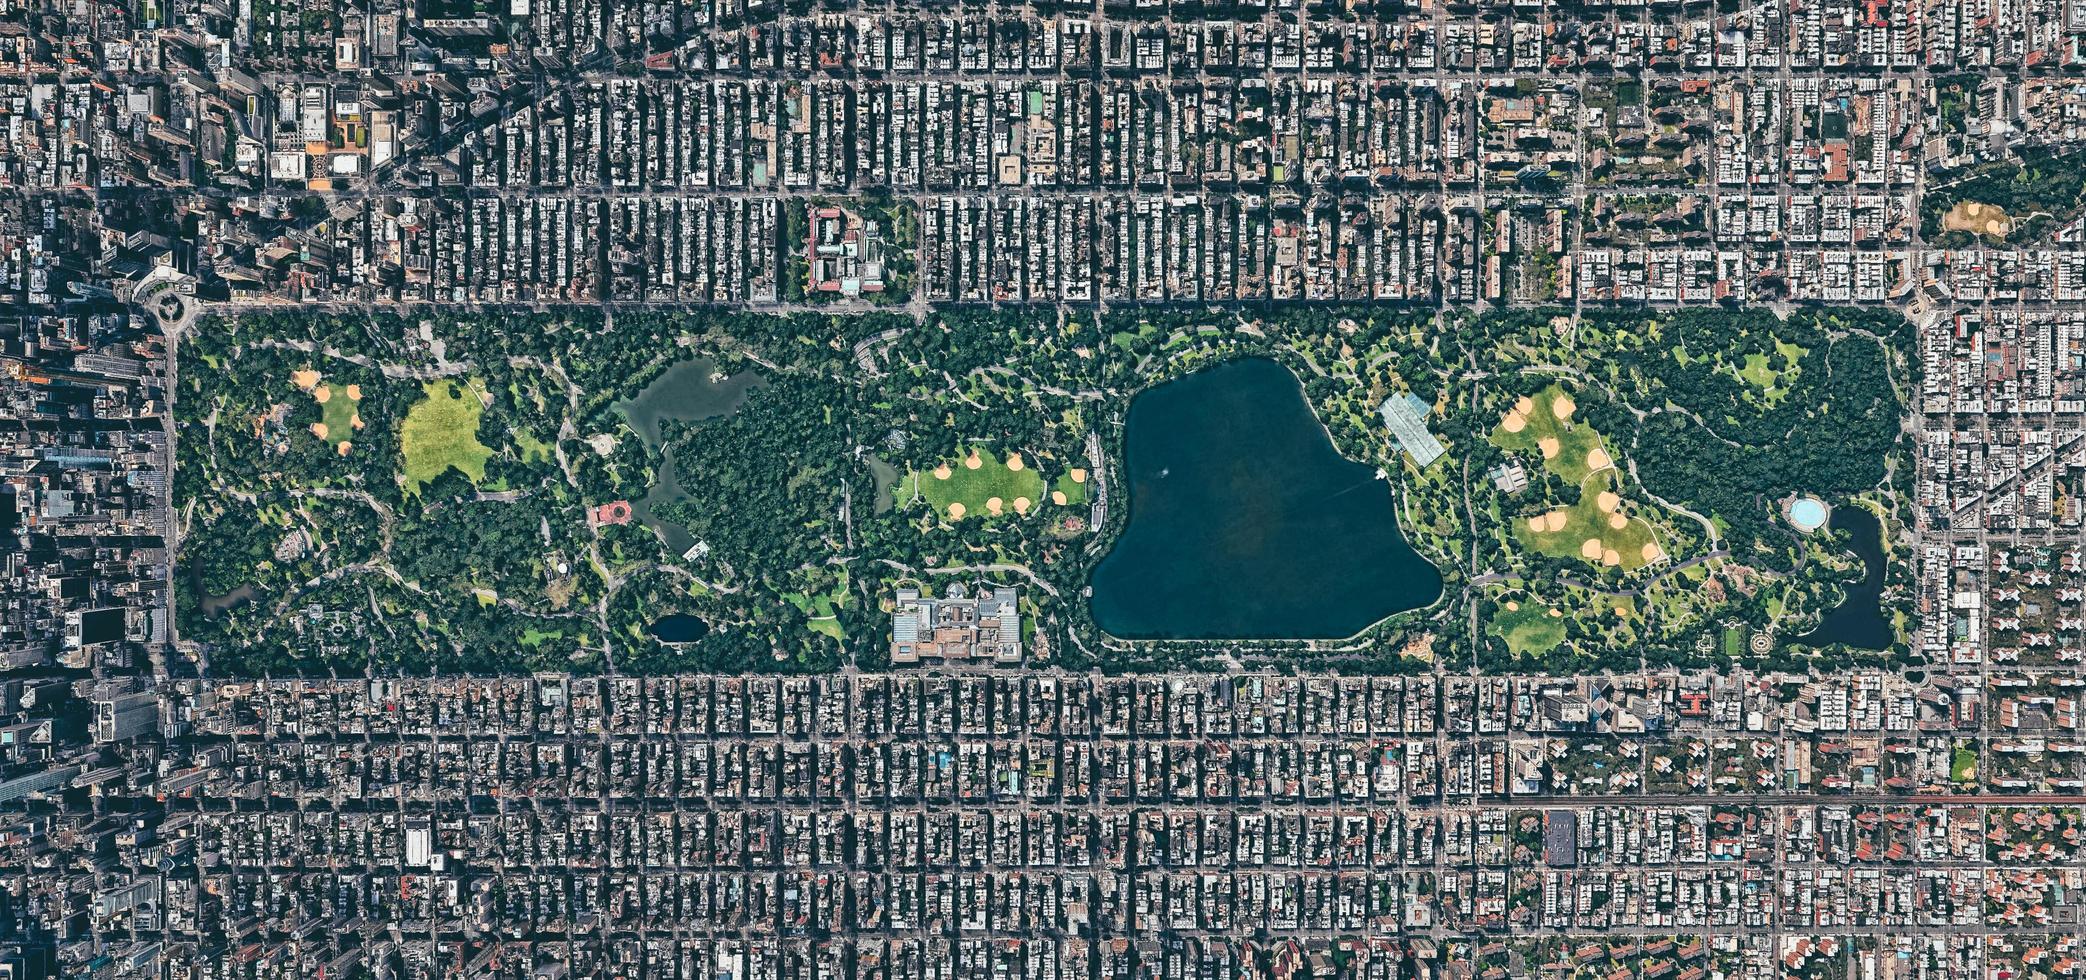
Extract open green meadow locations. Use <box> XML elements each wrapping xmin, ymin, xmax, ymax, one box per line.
<box><xmin>402</xmin><ymin>378</ymin><xmax>494</xmax><ymax>493</ymax></box>
<box><xmin>897</xmin><ymin>448</ymin><xmax>1049</xmax><ymax>520</ymax></box>
<box><xmin>1492</xmin><ymin>384</ymin><xmax>1668</xmax><ymax>572</ymax></box>
<box><xmin>1515</xmin><ymin>470</ymin><xmax>1667</xmax><ymax>572</ymax></box>
<box><xmin>1489</xmin><ymin>592</ymin><xmax>1568</xmax><ymax>656</ymax></box>
<box><xmin>1490</xmin><ymin>383</ymin><xmax>1607</xmax><ymax>484</ymax></box>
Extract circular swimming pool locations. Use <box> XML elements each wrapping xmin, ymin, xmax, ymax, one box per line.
<box><xmin>1788</xmin><ymin>496</ymin><xmax>1829</xmax><ymax>532</ymax></box>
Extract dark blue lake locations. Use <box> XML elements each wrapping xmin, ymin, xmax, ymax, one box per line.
<box><xmin>646</xmin><ymin>613</ymin><xmax>710</xmax><ymax>644</ymax></box>
<box><xmin>1089</xmin><ymin>357</ymin><xmax>1443</xmax><ymax>639</ymax></box>
<box><xmin>1793</xmin><ymin>505</ymin><xmax>1891</xmax><ymax>650</ymax></box>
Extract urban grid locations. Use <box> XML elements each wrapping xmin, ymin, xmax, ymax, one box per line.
<box><xmin>2</xmin><ymin>0</ymin><xmax>2086</xmax><ymax>976</ymax></box>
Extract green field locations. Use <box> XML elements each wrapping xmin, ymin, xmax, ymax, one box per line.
<box><xmin>1515</xmin><ymin>470</ymin><xmax>1667</xmax><ymax>572</ymax></box>
<box><xmin>785</xmin><ymin>568</ymin><xmax>849</xmax><ymax>640</ymax></box>
<box><xmin>402</xmin><ymin>378</ymin><xmax>494</xmax><ymax>493</ymax></box>
<box><xmin>1951</xmin><ymin>743</ymin><xmax>1978</xmax><ymax>783</ymax></box>
<box><xmin>1494</xmin><ymin>388</ymin><xmax>1668</xmax><ymax>573</ymax></box>
<box><xmin>1053</xmin><ymin>468</ymin><xmax>1091</xmax><ymax>506</ymax></box>
<box><xmin>1490</xmin><ymin>383</ymin><xmax>1607</xmax><ymax>484</ymax></box>
<box><xmin>1490</xmin><ymin>593</ymin><xmax>1568</xmax><ymax>656</ymax></box>
<box><xmin>512</xmin><ymin>428</ymin><xmax>554</xmax><ymax>464</ymax></box>
<box><xmin>1733</xmin><ymin>339</ymin><xmax>1807</xmax><ymax>406</ymax></box>
<box><xmin>317</xmin><ymin>384</ymin><xmax>362</xmax><ymax>448</ymax></box>
<box><xmin>898</xmin><ymin>448</ymin><xmax>1049</xmax><ymax>520</ymax></box>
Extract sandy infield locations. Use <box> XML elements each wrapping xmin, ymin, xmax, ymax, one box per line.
<box><xmin>1514</xmin><ymin>396</ymin><xmax>1535</xmax><ymax>415</ymax></box>
<box><xmin>310</xmin><ymin>422</ymin><xmax>328</xmax><ymax>439</ymax></box>
<box><xmin>1539</xmin><ymin>437</ymin><xmax>1560</xmax><ymax>459</ymax></box>
<box><xmin>986</xmin><ymin>497</ymin><xmax>1004</xmax><ymax>516</ymax></box>
<box><xmin>1069</xmin><ymin>468</ymin><xmax>1087</xmax><ymax>483</ymax></box>
<box><xmin>1051</xmin><ymin>490</ymin><xmax>1068</xmax><ymax>505</ymax></box>
<box><xmin>1005</xmin><ymin>453</ymin><xmax>1026</xmax><ymax>472</ymax></box>
<box><xmin>1504</xmin><ymin>600</ymin><xmax>1520</xmax><ymax>612</ymax></box>
<box><xmin>1596</xmin><ymin>491</ymin><xmax>1620</xmax><ymax>513</ymax></box>
<box><xmin>1581</xmin><ymin>538</ymin><xmax>1605</xmax><ymax>560</ymax></box>
<box><xmin>1012</xmin><ymin>497</ymin><xmax>1031</xmax><ymax>514</ymax></box>
<box><xmin>313</xmin><ymin>386</ymin><xmax>332</xmax><ymax>404</ymax></box>
<box><xmin>1587</xmin><ymin>448</ymin><xmax>1613</xmax><ymax>471</ymax></box>
<box><xmin>933</xmin><ymin>463</ymin><xmax>953</xmax><ymax>480</ymax></box>
<box><xmin>947</xmin><ymin>502</ymin><xmax>966</xmax><ymax>519</ymax></box>
<box><xmin>1608</xmin><ymin>513</ymin><xmax>1628</xmax><ymax>530</ymax></box>
<box><xmin>1552</xmin><ymin>394</ymin><xmax>1577</xmax><ymax>419</ymax></box>
<box><xmin>292</xmin><ymin>370</ymin><xmax>321</xmax><ymax>390</ymax></box>
<box><xmin>1642</xmin><ymin>543</ymin><xmax>1665</xmax><ymax>563</ymax></box>
<box><xmin>964</xmin><ymin>451</ymin><xmax>983</xmax><ymax>470</ymax></box>
<box><xmin>345</xmin><ymin>384</ymin><xmax>363</xmax><ymax>400</ymax></box>
<box><xmin>1502</xmin><ymin>411</ymin><xmax>1527</xmax><ymax>433</ymax></box>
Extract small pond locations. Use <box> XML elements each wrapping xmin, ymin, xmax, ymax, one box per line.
<box><xmin>646</xmin><ymin>613</ymin><xmax>710</xmax><ymax>644</ymax></box>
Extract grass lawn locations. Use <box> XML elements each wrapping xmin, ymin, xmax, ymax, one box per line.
<box><xmin>1951</xmin><ymin>743</ymin><xmax>1978</xmax><ymax>783</ymax></box>
<box><xmin>1732</xmin><ymin>339</ymin><xmax>1806</xmax><ymax>406</ymax></box>
<box><xmin>898</xmin><ymin>448</ymin><xmax>1048</xmax><ymax>520</ymax></box>
<box><xmin>1490</xmin><ymin>593</ymin><xmax>1568</xmax><ymax>656</ymax></box>
<box><xmin>1490</xmin><ymin>383</ymin><xmax>1608</xmax><ymax>485</ymax></box>
<box><xmin>1053</xmin><ymin>467</ymin><xmax>1091</xmax><ymax>506</ymax></box>
<box><xmin>1515</xmin><ymin>470</ymin><xmax>1667</xmax><ymax>572</ymax></box>
<box><xmin>1494</xmin><ymin>384</ymin><xmax>1669</xmax><ymax>572</ymax></box>
<box><xmin>317</xmin><ymin>384</ymin><xmax>363</xmax><ymax>447</ymax></box>
<box><xmin>785</xmin><ymin>568</ymin><xmax>848</xmax><ymax>640</ymax></box>
<box><xmin>512</xmin><ymin>428</ymin><xmax>554</xmax><ymax>464</ymax></box>
<box><xmin>402</xmin><ymin>378</ymin><xmax>494</xmax><ymax>494</ymax></box>
<box><xmin>520</xmin><ymin>627</ymin><xmax>564</xmax><ymax>648</ymax></box>
<box><xmin>1722</xmin><ymin>627</ymin><xmax>1744</xmax><ymax>659</ymax></box>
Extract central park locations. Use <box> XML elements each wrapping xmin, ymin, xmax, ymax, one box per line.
<box><xmin>172</xmin><ymin>304</ymin><xmax>1914</xmax><ymax>679</ymax></box>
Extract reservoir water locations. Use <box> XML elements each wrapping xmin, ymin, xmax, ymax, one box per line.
<box><xmin>1089</xmin><ymin>357</ymin><xmax>1443</xmax><ymax>639</ymax></box>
